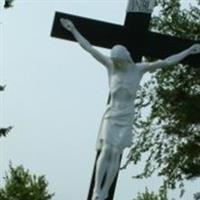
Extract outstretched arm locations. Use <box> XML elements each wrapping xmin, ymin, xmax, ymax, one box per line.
<box><xmin>137</xmin><ymin>44</ymin><xmax>200</xmax><ymax>72</ymax></box>
<box><xmin>60</xmin><ymin>18</ymin><xmax>112</xmax><ymax>68</ymax></box>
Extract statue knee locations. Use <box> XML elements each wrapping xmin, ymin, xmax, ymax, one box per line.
<box><xmin>101</xmin><ymin>144</ymin><xmax>121</xmax><ymax>159</ymax></box>
<box><xmin>111</xmin><ymin>146</ymin><xmax>122</xmax><ymax>157</ymax></box>
<box><xmin>101</xmin><ymin>145</ymin><xmax>112</xmax><ymax>155</ymax></box>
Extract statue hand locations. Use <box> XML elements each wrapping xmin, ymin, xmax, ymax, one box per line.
<box><xmin>60</xmin><ymin>18</ymin><xmax>75</xmax><ymax>32</ymax></box>
<box><xmin>189</xmin><ymin>44</ymin><xmax>200</xmax><ymax>55</ymax></box>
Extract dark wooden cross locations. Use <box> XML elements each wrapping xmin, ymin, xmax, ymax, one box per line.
<box><xmin>50</xmin><ymin>1</ymin><xmax>200</xmax><ymax>200</ymax></box>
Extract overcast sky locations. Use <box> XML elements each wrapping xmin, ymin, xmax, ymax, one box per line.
<box><xmin>0</xmin><ymin>1</ymin><xmax>199</xmax><ymax>200</ymax></box>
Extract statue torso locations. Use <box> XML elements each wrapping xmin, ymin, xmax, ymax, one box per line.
<box><xmin>105</xmin><ymin>63</ymin><xmax>144</xmax><ymax>118</ymax></box>
<box><xmin>96</xmin><ymin>62</ymin><xmax>145</xmax><ymax>150</ymax></box>
<box><xmin>108</xmin><ymin>63</ymin><xmax>143</xmax><ymax>106</ymax></box>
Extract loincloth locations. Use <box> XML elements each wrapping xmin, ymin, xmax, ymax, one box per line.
<box><xmin>96</xmin><ymin>105</ymin><xmax>134</xmax><ymax>151</ymax></box>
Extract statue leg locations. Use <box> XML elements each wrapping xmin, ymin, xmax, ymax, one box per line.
<box><xmin>100</xmin><ymin>147</ymin><xmax>121</xmax><ymax>200</ymax></box>
<box><xmin>92</xmin><ymin>146</ymin><xmax>112</xmax><ymax>200</ymax></box>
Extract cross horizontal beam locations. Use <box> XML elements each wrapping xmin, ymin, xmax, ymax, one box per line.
<box><xmin>51</xmin><ymin>12</ymin><xmax>200</xmax><ymax>68</ymax></box>
<box><xmin>51</xmin><ymin>12</ymin><xmax>151</xmax><ymax>62</ymax></box>
<box><xmin>145</xmin><ymin>32</ymin><xmax>200</xmax><ymax>68</ymax></box>
<box><xmin>51</xmin><ymin>12</ymin><xmax>124</xmax><ymax>49</ymax></box>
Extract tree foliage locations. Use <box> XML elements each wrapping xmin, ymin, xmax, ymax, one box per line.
<box><xmin>133</xmin><ymin>188</ymin><xmax>168</xmax><ymax>200</ymax></box>
<box><xmin>0</xmin><ymin>127</ymin><xmax>12</xmax><ymax>138</ymax></box>
<box><xmin>0</xmin><ymin>86</ymin><xmax>10</xmax><ymax>138</ymax></box>
<box><xmin>4</xmin><ymin>0</ymin><xmax>14</xmax><ymax>9</ymax></box>
<box><xmin>125</xmin><ymin>0</ymin><xmax>200</xmax><ymax>195</ymax></box>
<box><xmin>0</xmin><ymin>163</ymin><xmax>54</xmax><ymax>200</ymax></box>
<box><xmin>194</xmin><ymin>192</ymin><xmax>200</xmax><ymax>200</ymax></box>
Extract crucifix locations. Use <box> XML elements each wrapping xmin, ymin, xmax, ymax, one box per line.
<box><xmin>51</xmin><ymin>1</ymin><xmax>200</xmax><ymax>200</ymax></box>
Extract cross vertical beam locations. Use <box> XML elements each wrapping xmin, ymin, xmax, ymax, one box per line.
<box><xmin>86</xmin><ymin>4</ymin><xmax>153</xmax><ymax>198</ymax></box>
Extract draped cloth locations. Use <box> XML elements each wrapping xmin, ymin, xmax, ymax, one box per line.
<box><xmin>96</xmin><ymin>104</ymin><xmax>135</xmax><ymax>152</ymax></box>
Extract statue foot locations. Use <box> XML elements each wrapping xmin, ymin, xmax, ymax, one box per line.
<box><xmin>92</xmin><ymin>193</ymin><xmax>100</xmax><ymax>200</ymax></box>
<box><xmin>100</xmin><ymin>191</ymin><xmax>108</xmax><ymax>200</ymax></box>
<box><xmin>92</xmin><ymin>189</ymin><xmax>108</xmax><ymax>200</ymax></box>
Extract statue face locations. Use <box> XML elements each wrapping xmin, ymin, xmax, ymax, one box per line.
<box><xmin>110</xmin><ymin>45</ymin><xmax>132</xmax><ymax>64</ymax></box>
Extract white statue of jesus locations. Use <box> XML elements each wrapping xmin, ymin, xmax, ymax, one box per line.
<box><xmin>60</xmin><ymin>18</ymin><xmax>200</xmax><ymax>200</ymax></box>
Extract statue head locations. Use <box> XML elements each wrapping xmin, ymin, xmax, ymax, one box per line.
<box><xmin>110</xmin><ymin>45</ymin><xmax>133</xmax><ymax>64</ymax></box>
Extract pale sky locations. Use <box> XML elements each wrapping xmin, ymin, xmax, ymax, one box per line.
<box><xmin>0</xmin><ymin>1</ymin><xmax>199</xmax><ymax>200</ymax></box>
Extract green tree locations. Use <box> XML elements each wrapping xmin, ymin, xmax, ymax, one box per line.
<box><xmin>194</xmin><ymin>192</ymin><xmax>200</xmax><ymax>200</ymax></box>
<box><xmin>0</xmin><ymin>127</ymin><xmax>12</xmax><ymax>138</ymax></box>
<box><xmin>0</xmin><ymin>163</ymin><xmax>54</xmax><ymax>200</ymax></box>
<box><xmin>125</xmin><ymin>0</ymin><xmax>200</xmax><ymax>196</ymax></box>
<box><xmin>4</xmin><ymin>0</ymin><xmax>14</xmax><ymax>8</ymax></box>
<box><xmin>133</xmin><ymin>188</ymin><xmax>168</xmax><ymax>200</ymax></box>
<box><xmin>0</xmin><ymin>86</ymin><xmax>11</xmax><ymax>138</ymax></box>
